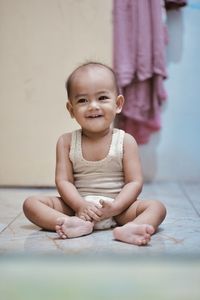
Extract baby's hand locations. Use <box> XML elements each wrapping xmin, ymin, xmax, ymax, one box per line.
<box><xmin>99</xmin><ymin>199</ymin><xmax>116</xmax><ymax>220</ymax></box>
<box><xmin>76</xmin><ymin>201</ymin><xmax>102</xmax><ymax>222</ymax></box>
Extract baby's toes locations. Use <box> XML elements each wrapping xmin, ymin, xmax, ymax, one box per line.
<box><xmin>146</xmin><ymin>225</ymin><xmax>155</xmax><ymax>235</ymax></box>
<box><xmin>55</xmin><ymin>224</ymin><xmax>60</xmax><ymax>231</ymax></box>
<box><xmin>55</xmin><ymin>225</ymin><xmax>66</xmax><ymax>239</ymax></box>
<box><xmin>61</xmin><ymin>233</ymin><xmax>67</xmax><ymax>239</ymax></box>
<box><xmin>59</xmin><ymin>230</ymin><xmax>68</xmax><ymax>239</ymax></box>
<box><xmin>141</xmin><ymin>235</ymin><xmax>151</xmax><ymax>245</ymax></box>
<box><xmin>136</xmin><ymin>238</ymin><xmax>147</xmax><ymax>246</ymax></box>
<box><xmin>144</xmin><ymin>233</ymin><xmax>151</xmax><ymax>241</ymax></box>
<box><xmin>55</xmin><ymin>225</ymin><xmax>61</xmax><ymax>235</ymax></box>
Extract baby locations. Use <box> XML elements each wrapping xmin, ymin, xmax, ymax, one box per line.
<box><xmin>23</xmin><ymin>62</ymin><xmax>166</xmax><ymax>246</ymax></box>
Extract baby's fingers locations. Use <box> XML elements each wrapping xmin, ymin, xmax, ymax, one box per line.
<box><xmin>84</xmin><ymin>214</ymin><xmax>93</xmax><ymax>221</ymax></box>
<box><xmin>93</xmin><ymin>207</ymin><xmax>103</xmax><ymax>218</ymax></box>
<box><xmin>99</xmin><ymin>199</ymin><xmax>109</xmax><ymax>207</ymax></box>
<box><xmin>99</xmin><ymin>199</ymin><xmax>104</xmax><ymax>206</ymax></box>
<box><xmin>78</xmin><ymin>212</ymin><xmax>92</xmax><ymax>222</ymax></box>
<box><xmin>78</xmin><ymin>214</ymin><xmax>90</xmax><ymax>222</ymax></box>
<box><xmin>88</xmin><ymin>209</ymin><xmax>101</xmax><ymax>222</ymax></box>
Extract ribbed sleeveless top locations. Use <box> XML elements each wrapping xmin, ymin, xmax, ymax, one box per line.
<box><xmin>69</xmin><ymin>128</ymin><xmax>125</xmax><ymax>198</ymax></box>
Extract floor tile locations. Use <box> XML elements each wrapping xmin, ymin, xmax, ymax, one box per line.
<box><xmin>0</xmin><ymin>183</ymin><xmax>200</xmax><ymax>256</ymax></box>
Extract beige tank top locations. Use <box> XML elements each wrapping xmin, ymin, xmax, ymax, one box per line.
<box><xmin>69</xmin><ymin>128</ymin><xmax>125</xmax><ymax>199</ymax></box>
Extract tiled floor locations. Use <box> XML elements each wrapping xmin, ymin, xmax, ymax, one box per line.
<box><xmin>0</xmin><ymin>182</ymin><xmax>200</xmax><ymax>255</ymax></box>
<box><xmin>0</xmin><ymin>182</ymin><xmax>200</xmax><ymax>300</ymax></box>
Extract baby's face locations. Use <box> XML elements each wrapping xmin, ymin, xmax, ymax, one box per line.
<box><xmin>67</xmin><ymin>66</ymin><xmax>123</xmax><ymax>134</ymax></box>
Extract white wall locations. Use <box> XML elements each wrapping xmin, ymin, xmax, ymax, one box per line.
<box><xmin>140</xmin><ymin>1</ymin><xmax>200</xmax><ymax>181</ymax></box>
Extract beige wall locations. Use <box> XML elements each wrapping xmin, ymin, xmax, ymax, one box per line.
<box><xmin>0</xmin><ymin>0</ymin><xmax>112</xmax><ymax>186</ymax></box>
<box><xmin>2</xmin><ymin>1</ymin><xmax>199</xmax><ymax>185</ymax></box>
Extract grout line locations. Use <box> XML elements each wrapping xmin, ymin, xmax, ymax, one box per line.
<box><xmin>0</xmin><ymin>212</ymin><xmax>22</xmax><ymax>235</ymax></box>
<box><xmin>178</xmin><ymin>182</ymin><xmax>200</xmax><ymax>218</ymax></box>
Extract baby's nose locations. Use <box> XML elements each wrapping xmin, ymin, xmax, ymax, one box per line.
<box><xmin>88</xmin><ymin>100</ymin><xmax>100</xmax><ymax>109</ymax></box>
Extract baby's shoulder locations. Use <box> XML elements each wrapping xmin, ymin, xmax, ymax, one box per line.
<box><xmin>123</xmin><ymin>132</ymin><xmax>138</xmax><ymax>147</ymax></box>
<box><xmin>122</xmin><ymin>132</ymin><xmax>140</xmax><ymax>159</ymax></box>
<box><xmin>56</xmin><ymin>132</ymin><xmax>73</xmax><ymax>150</ymax></box>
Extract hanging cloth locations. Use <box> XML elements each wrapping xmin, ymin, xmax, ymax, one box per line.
<box><xmin>113</xmin><ymin>0</ymin><xmax>167</xmax><ymax>144</ymax></box>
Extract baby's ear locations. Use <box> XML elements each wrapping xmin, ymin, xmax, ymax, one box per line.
<box><xmin>66</xmin><ymin>101</ymin><xmax>74</xmax><ymax>118</ymax></box>
<box><xmin>116</xmin><ymin>95</ymin><xmax>124</xmax><ymax>114</ymax></box>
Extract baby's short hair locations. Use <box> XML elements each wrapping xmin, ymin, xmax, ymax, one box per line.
<box><xmin>65</xmin><ymin>61</ymin><xmax>119</xmax><ymax>98</ymax></box>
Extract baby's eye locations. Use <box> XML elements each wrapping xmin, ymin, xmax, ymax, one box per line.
<box><xmin>99</xmin><ymin>96</ymin><xmax>109</xmax><ymax>101</ymax></box>
<box><xmin>77</xmin><ymin>98</ymin><xmax>87</xmax><ymax>104</ymax></box>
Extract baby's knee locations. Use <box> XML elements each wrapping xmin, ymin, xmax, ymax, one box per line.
<box><xmin>23</xmin><ymin>196</ymin><xmax>37</xmax><ymax>216</ymax></box>
<box><xmin>150</xmin><ymin>200</ymin><xmax>167</xmax><ymax>220</ymax></box>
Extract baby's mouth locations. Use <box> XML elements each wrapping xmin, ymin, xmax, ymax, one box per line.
<box><xmin>87</xmin><ymin>114</ymin><xmax>102</xmax><ymax>118</ymax></box>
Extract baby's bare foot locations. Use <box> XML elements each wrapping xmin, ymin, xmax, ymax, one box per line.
<box><xmin>55</xmin><ymin>216</ymin><xmax>94</xmax><ymax>239</ymax></box>
<box><xmin>113</xmin><ymin>223</ymin><xmax>155</xmax><ymax>246</ymax></box>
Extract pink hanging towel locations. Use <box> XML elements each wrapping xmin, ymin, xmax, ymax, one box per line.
<box><xmin>113</xmin><ymin>0</ymin><xmax>167</xmax><ymax>144</ymax></box>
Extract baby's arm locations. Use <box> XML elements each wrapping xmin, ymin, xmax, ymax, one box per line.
<box><xmin>55</xmin><ymin>134</ymin><xmax>101</xmax><ymax>222</ymax></box>
<box><xmin>99</xmin><ymin>133</ymin><xmax>143</xmax><ymax>219</ymax></box>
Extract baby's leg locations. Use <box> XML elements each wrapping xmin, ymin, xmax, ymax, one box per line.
<box><xmin>23</xmin><ymin>195</ymin><xmax>93</xmax><ymax>238</ymax></box>
<box><xmin>114</xmin><ymin>200</ymin><xmax>166</xmax><ymax>246</ymax></box>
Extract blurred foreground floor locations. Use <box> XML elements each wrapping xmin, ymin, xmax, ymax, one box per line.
<box><xmin>0</xmin><ymin>256</ymin><xmax>200</xmax><ymax>300</ymax></box>
<box><xmin>0</xmin><ymin>182</ymin><xmax>200</xmax><ymax>299</ymax></box>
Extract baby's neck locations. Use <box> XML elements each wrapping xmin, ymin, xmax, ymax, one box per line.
<box><xmin>81</xmin><ymin>127</ymin><xmax>113</xmax><ymax>141</ymax></box>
